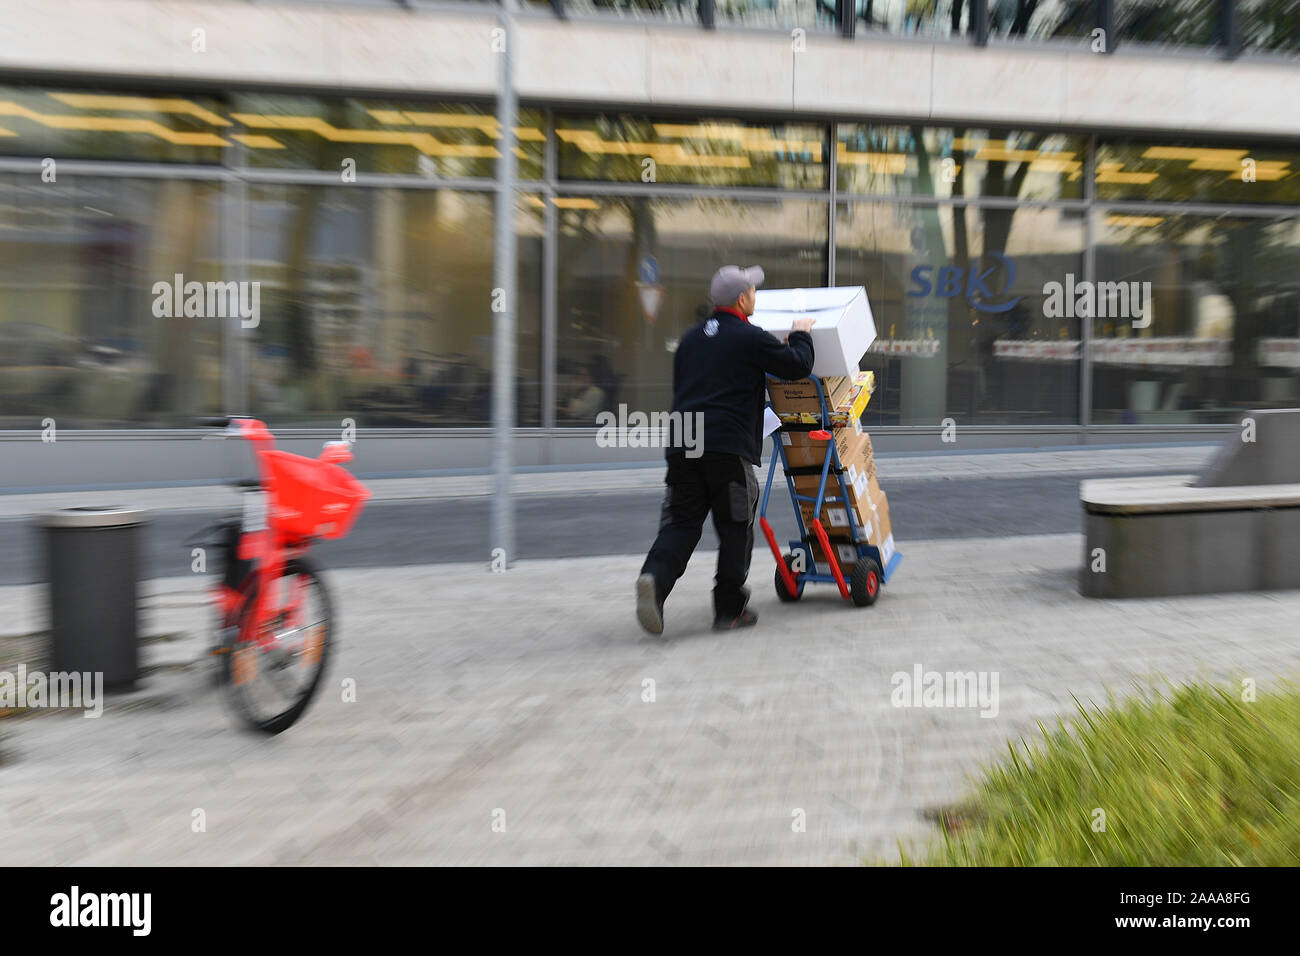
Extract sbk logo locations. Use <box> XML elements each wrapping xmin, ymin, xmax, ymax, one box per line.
<box><xmin>906</xmin><ymin>253</ymin><xmax>1022</xmax><ymax>314</ymax></box>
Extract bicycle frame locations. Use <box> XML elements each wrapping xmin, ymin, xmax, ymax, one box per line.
<box><xmin>215</xmin><ymin>419</ymin><xmax>331</xmax><ymax>654</ymax></box>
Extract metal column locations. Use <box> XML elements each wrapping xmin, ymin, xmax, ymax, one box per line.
<box><xmin>492</xmin><ymin>2</ymin><xmax>518</xmax><ymax>569</ymax></box>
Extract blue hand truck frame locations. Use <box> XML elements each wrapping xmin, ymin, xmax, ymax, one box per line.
<box><xmin>758</xmin><ymin>374</ymin><xmax>902</xmax><ymax>606</ymax></box>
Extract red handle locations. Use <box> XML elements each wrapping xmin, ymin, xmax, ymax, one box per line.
<box><xmin>760</xmin><ymin>517</ymin><xmax>800</xmax><ymax>598</ymax></box>
<box><xmin>810</xmin><ymin>519</ymin><xmax>851</xmax><ymax>600</ymax></box>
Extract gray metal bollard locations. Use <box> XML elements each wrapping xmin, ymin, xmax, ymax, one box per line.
<box><xmin>40</xmin><ymin>507</ymin><xmax>149</xmax><ymax>691</ymax></box>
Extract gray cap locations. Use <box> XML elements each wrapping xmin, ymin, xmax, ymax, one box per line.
<box><xmin>709</xmin><ymin>265</ymin><xmax>764</xmax><ymax>306</ymax></box>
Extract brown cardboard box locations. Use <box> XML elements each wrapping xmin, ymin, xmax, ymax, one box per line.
<box><xmin>857</xmin><ymin>477</ymin><xmax>892</xmax><ymax>546</ymax></box>
<box><xmin>826</xmin><ymin>540</ymin><xmax>862</xmax><ymax>579</ymax></box>
<box><xmin>840</xmin><ymin>431</ymin><xmax>875</xmax><ymax>484</ymax></box>
<box><xmin>767</xmin><ymin>376</ymin><xmax>849</xmax><ymax>425</ymax></box>
<box><xmin>780</xmin><ymin>423</ymin><xmax>870</xmax><ymax>471</ymax></box>
<box><xmin>794</xmin><ymin>471</ymin><xmax>892</xmax><ymax>549</ymax></box>
<box><xmin>780</xmin><ymin>430</ymin><xmax>829</xmax><ymax>469</ymax></box>
<box><xmin>792</xmin><ymin>472</ymin><xmax>868</xmax><ymax>535</ymax></box>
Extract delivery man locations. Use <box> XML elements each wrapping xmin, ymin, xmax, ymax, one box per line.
<box><xmin>636</xmin><ymin>265</ymin><xmax>815</xmax><ymax>635</ymax></box>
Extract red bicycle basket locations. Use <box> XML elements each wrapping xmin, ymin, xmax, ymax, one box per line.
<box><xmin>263</xmin><ymin>449</ymin><xmax>370</xmax><ymax>540</ymax></box>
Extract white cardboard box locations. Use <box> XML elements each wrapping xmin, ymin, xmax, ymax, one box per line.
<box><xmin>750</xmin><ymin>286</ymin><xmax>877</xmax><ymax>378</ymax></box>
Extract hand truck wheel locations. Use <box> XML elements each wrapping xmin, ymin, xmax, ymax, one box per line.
<box><xmin>775</xmin><ymin>553</ymin><xmax>805</xmax><ymax>603</ymax></box>
<box><xmin>850</xmin><ymin>556</ymin><xmax>882</xmax><ymax>607</ymax></box>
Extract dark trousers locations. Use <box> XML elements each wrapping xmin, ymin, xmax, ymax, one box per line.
<box><xmin>641</xmin><ymin>452</ymin><xmax>759</xmax><ymax>619</ymax></box>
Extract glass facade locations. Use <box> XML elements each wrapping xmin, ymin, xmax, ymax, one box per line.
<box><xmin>556</xmin><ymin>196</ymin><xmax>828</xmax><ymax>423</ymax></box>
<box><xmin>715</xmin><ymin>0</ymin><xmax>833</xmax><ymax>30</ymax></box>
<box><xmin>1091</xmin><ymin>212</ymin><xmax>1300</xmax><ymax>423</ymax></box>
<box><xmin>1239</xmin><ymin>0</ymin><xmax>1300</xmax><ymax>54</ymax></box>
<box><xmin>836</xmin><ymin>125</ymin><xmax>1085</xmax><ymax>200</ymax></box>
<box><xmin>851</xmin><ymin>0</ymin><xmax>974</xmax><ymax>38</ymax></box>
<box><xmin>0</xmin><ymin>84</ymin><xmax>1298</xmax><ymax>435</ymax></box>
<box><xmin>1115</xmin><ymin>0</ymin><xmax>1219</xmax><ymax>46</ymax></box>
<box><xmin>836</xmin><ymin>202</ymin><xmax>1084</xmax><ymax>425</ymax></box>
<box><xmin>0</xmin><ymin>176</ymin><xmax>224</xmax><ymax>428</ymax></box>
<box><xmin>988</xmin><ymin>0</ymin><xmax>1097</xmax><ymax>40</ymax></box>
<box><xmin>243</xmin><ymin>186</ymin><xmax>543</xmax><ymax>427</ymax></box>
<box><xmin>558</xmin><ymin>114</ymin><xmax>826</xmax><ymax>189</ymax></box>
<box><xmin>1096</xmin><ymin>139</ymin><xmax>1299</xmax><ymax>206</ymax></box>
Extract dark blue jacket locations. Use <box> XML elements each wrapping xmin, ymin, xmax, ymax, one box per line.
<box><xmin>670</xmin><ymin>308</ymin><xmax>814</xmax><ymax>465</ymax></box>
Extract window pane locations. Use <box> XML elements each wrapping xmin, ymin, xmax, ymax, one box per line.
<box><xmin>1091</xmin><ymin>212</ymin><xmax>1300</xmax><ymax>423</ymax></box>
<box><xmin>229</xmin><ymin>94</ymin><xmax>544</xmax><ymax>179</ymax></box>
<box><xmin>1239</xmin><ymin>0</ymin><xmax>1300</xmax><ymax>55</ymax></box>
<box><xmin>837</xmin><ymin>125</ymin><xmax>1085</xmax><ymax>200</ymax></box>
<box><xmin>1096</xmin><ymin>138</ymin><xmax>1300</xmax><ymax>205</ymax></box>
<box><xmin>558</xmin><ymin>0</ymin><xmax>701</xmax><ymax>23</ymax></box>
<box><xmin>716</xmin><ymin>0</ymin><xmax>834</xmax><ymax>31</ymax></box>
<box><xmin>836</xmin><ymin>202</ymin><xmax>1084</xmax><ymax>424</ymax></box>
<box><xmin>556</xmin><ymin>195</ymin><xmax>828</xmax><ymax>426</ymax></box>
<box><xmin>558</xmin><ymin>115</ymin><xmax>827</xmax><ymax>189</ymax></box>
<box><xmin>0</xmin><ymin>86</ymin><xmax>546</xmax><ymax>177</ymax></box>
<box><xmin>988</xmin><ymin>0</ymin><xmax>1097</xmax><ymax>40</ymax></box>
<box><xmin>1115</xmin><ymin>0</ymin><xmax>1218</xmax><ymax>46</ymax></box>
<box><xmin>0</xmin><ymin>87</ymin><xmax>227</xmax><ymax>165</ymax></box>
<box><xmin>0</xmin><ymin>177</ymin><xmax>224</xmax><ymax>427</ymax></box>
<box><xmin>244</xmin><ymin>186</ymin><xmax>542</xmax><ymax>427</ymax></box>
<box><xmin>851</xmin><ymin>0</ymin><xmax>973</xmax><ymax>37</ymax></box>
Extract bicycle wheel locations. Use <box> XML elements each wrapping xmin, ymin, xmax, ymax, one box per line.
<box><xmin>220</xmin><ymin>556</ymin><xmax>334</xmax><ymax>735</ymax></box>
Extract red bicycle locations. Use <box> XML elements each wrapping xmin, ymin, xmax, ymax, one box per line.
<box><xmin>188</xmin><ymin>417</ymin><xmax>370</xmax><ymax>734</ymax></box>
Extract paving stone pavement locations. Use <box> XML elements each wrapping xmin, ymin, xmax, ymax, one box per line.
<box><xmin>1</xmin><ymin>528</ymin><xmax>1297</xmax><ymax>866</ymax></box>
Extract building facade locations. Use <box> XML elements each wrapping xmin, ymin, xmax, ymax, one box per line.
<box><xmin>0</xmin><ymin>0</ymin><xmax>1298</xmax><ymax>486</ymax></box>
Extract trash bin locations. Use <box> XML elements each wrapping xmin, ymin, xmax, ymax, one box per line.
<box><xmin>40</xmin><ymin>506</ymin><xmax>149</xmax><ymax>691</ymax></box>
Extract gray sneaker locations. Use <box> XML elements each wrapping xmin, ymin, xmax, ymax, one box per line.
<box><xmin>636</xmin><ymin>573</ymin><xmax>664</xmax><ymax>636</ymax></box>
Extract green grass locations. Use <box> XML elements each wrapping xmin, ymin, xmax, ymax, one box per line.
<box><xmin>902</xmin><ymin>681</ymin><xmax>1300</xmax><ymax>866</ymax></box>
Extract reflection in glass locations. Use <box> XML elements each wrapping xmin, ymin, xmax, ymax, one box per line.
<box><xmin>1096</xmin><ymin>139</ymin><xmax>1300</xmax><ymax>206</ymax></box>
<box><xmin>988</xmin><ymin>0</ymin><xmax>1096</xmax><ymax>40</ymax></box>
<box><xmin>561</xmin><ymin>0</ymin><xmax>701</xmax><ymax>22</ymax></box>
<box><xmin>0</xmin><ymin>86</ymin><xmax>547</xmax><ymax>178</ymax></box>
<box><xmin>715</xmin><ymin>0</ymin><xmax>834</xmax><ymax>30</ymax></box>
<box><xmin>243</xmin><ymin>186</ymin><xmax>542</xmax><ymax>427</ymax></box>
<box><xmin>836</xmin><ymin>202</ymin><xmax>1084</xmax><ymax>424</ymax></box>
<box><xmin>229</xmin><ymin>94</ymin><xmax>545</xmax><ymax>179</ymax></box>
<box><xmin>0</xmin><ymin>87</ymin><xmax>227</xmax><ymax>165</ymax></box>
<box><xmin>1091</xmin><ymin>213</ymin><xmax>1300</xmax><ymax>423</ymax></box>
<box><xmin>837</xmin><ymin>125</ymin><xmax>1085</xmax><ymax>201</ymax></box>
<box><xmin>1115</xmin><ymin>0</ymin><xmax>1217</xmax><ymax>46</ymax></box>
<box><xmin>1239</xmin><ymin>0</ymin><xmax>1300</xmax><ymax>55</ymax></box>
<box><xmin>850</xmin><ymin>0</ymin><xmax>971</xmax><ymax>36</ymax></box>
<box><xmin>0</xmin><ymin>177</ymin><xmax>223</xmax><ymax>427</ymax></box>
<box><xmin>555</xmin><ymin>196</ymin><xmax>828</xmax><ymax>425</ymax></box>
<box><xmin>558</xmin><ymin>115</ymin><xmax>827</xmax><ymax>189</ymax></box>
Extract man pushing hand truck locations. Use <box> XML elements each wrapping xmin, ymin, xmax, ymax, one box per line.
<box><xmin>636</xmin><ymin>265</ymin><xmax>815</xmax><ymax>636</ymax></box>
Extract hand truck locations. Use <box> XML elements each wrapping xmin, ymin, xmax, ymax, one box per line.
<box><xmin>758</xmin><ymin>375</ymin><xmax>902</xmax><ymax>606</ymax></box>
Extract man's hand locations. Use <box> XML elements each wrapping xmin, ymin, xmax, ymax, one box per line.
<box><xmin>791</xmin><ymin>317</ymin><xmax>815</xmax><ymax>334</ymax></box>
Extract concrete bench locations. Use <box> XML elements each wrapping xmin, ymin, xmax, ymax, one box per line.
<box><xmin>1080</xmin><ymin>408</ymin><xmax>1300</xmax><ymax>598</ymax></box>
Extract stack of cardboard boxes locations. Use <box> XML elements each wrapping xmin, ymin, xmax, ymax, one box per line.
<box><xmin>766</xmin><ymin>371</ymin><xmax>897</xmax><ymax>576</ymax></box>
